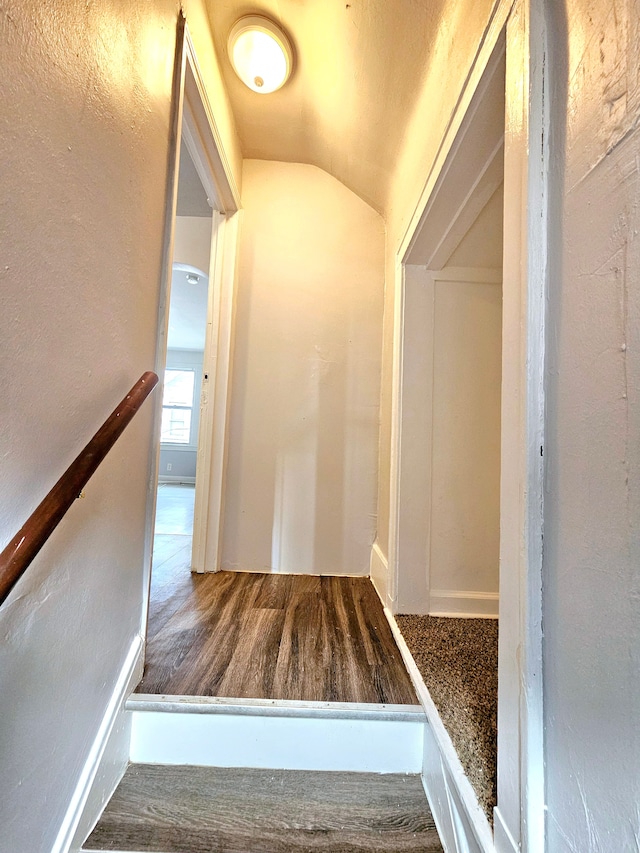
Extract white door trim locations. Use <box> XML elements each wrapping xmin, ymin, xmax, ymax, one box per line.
<box><xmin>143</xmin><ymin>10</ymin><xmax>241</xmax><ymax>616</ymax></box>
<box><xmin>180</xmin><ymin>25</ymin><xmax>240</xmax><ymax>573</ymax></box>
<box><xmin>192</xmin><ymin>210</ymin><xmax>240</xmax><ymax>572</ymax></box>
<box><xmin>388</xmin><ymin>1</ymin><xmax>547</xmax><ymax>850</ymax></box>
<box><xmin>180</xmin><ymin>27</ymin><xmax>241</xmax><ymax>215</ymax></box>
<box><xmin>142</xmin><ymin>12</ymin><xmax>187</xmax><ymax>634</ymax></box>
<box><xmin>191</xmin><ymin>210</ymin><xmax>223</xmax><ymax>572</ymax></box>
<box><xmin>390</xmin><ymin>263</ymin><xmax>435</xmax><ymax>615</ymax></box>
<box><xmin>498</xmin><ymin>2</ymin><xmax>547</xmax><ymax>851</ymax></box>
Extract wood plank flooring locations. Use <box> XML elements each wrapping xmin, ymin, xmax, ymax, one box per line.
<box><xmin>83</xmin><ymin>765</ymin><xmax>444</xmax><ymax>853</ymax></box>
<box><xmin>138</xmin><ymin>572</ymin><xmax>418</xmax><ymax>705</ymax></box>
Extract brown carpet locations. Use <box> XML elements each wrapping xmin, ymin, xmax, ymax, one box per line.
<box><xmin>396</xmin><ymin>615</ymin><xmax>498</xmax><ymax>822</ymax></box>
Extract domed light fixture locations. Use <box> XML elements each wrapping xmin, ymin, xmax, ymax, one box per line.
<box><xmin>227</xmin><ymin>15</ymin><xmax>293</xmax><ymax>94</ymax></box>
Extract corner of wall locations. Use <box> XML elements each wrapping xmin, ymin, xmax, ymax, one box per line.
<box><xmin>369</xmin><ymin>540</ymin><xmax>389</xmax><ymax>608</ymax></box>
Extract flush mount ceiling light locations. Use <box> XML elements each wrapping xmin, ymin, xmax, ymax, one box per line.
<box><xmin>227</xmin><ymin>15</ymin><xmax>293</xmax><ymax>94</ymax></box>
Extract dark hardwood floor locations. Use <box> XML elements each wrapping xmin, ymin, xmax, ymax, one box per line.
<box><xmin>83</xmin><ymin>765</ymin><xmax>444</xmax><ymax>853</ymax></box>
<box><xmin>138</xmin><ymin>570</ymin><xmax>418</xmax><ymax>705</ymax></box>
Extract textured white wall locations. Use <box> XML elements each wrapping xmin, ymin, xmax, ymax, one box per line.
<box><xmin>0</xmin><ymin>2</ymin><xmax>240</xmax><ymax>851</ymax></box>
<box><xmin>544</xmin><ymin>1</ymin><xmax>640</xmax><ymax>849</ymax></box>
<box><xmin>222</xmin><ymin>160</ymin><xmax>385</xmax><ymax>575</ymax></box>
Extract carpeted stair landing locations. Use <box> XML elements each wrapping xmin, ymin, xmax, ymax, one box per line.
<box><xmin>396</xmin><ymin>615</ymin><xmax>498</xmax><ymax>821</ymax></box>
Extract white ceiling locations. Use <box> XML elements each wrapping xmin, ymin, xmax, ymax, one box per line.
<box><xmin>167</xmin><ymin>264</ymin><xmax>209</xmax><ymax>351</ymax></box>
<box><xmin>205</xmin><ymin>0</ymin><xmax>450</xmax><ymax>214</ymax></box>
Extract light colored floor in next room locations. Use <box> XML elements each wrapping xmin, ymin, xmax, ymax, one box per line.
<box><xmin>155</xmin><ymin>482</ymin><xmax>195</xmax><ymax>535</ymax></box>
<box><xmin>145</xmin><ymin>484</ymin><xmax>197</xmax><ymax>646</ymax></box>
<box><xmin>149</xmin><ymin>483</ymin><xmax>195</xmax><ymax>612</ymax></box>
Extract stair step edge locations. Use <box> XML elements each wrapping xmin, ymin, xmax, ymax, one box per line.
<box><xmin>82</xmin><ymin>849</ymin><xmax>162</xmax><ymax>853</ymax></box>
<box><xmin>127</xmin><ymin>694</ymin><xmax>426</xmax><ymax>722</ymax></box>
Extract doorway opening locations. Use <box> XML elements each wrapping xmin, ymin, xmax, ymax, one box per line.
<box><xmin>137</xmin><ymin>17</ymin><xmax>420</xmax><ymax>724</ymax></box>
<box><xmin>153</xmin><ymin>143</ymin><xmax>214</xmax><ymax>596</ymax></box>
<box><xmin>142</xmin><ymin>17</ymin><xmax>240</xmax><ymax>641</ymax></box>
<box><xmin>394</xmin><ymin>40</ymin><xmax>505</xmax><ymax>826</ymax></box>
<box><xmin>388</xmin><ymin>2</ymin><xmax>548</xmax><ymax>849</ymax></box>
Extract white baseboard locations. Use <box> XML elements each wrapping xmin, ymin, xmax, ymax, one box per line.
<box><xmin>55</xmin><ymin>635</ymin><xmax>144</xmax><ymax>853</ymax></box>
<box><xmin>421</xmin><ymin>725</ymin><xmax>459</xmax><ymax>853</ymax></box>
<box><xmin>158</xmin><ymin>475</ymin><xmax>196</xmax><ymax>485</ymax></box>
<box><xmin>129</xmin><ymin>697</ymin><xmax>424</xmax><ymax>774</ymax></box>
<box><xmin>429</xmin><ymin>589</ymin><xmax>499</xmax><ymax>619</ymax></box>
<box><xmin>220</xmin><ymin>566</ymin><xmax>369</xmax><ymax>578</ymax></box>
<box><xmin>493</xmin><ymin>808</ymin><xmax>518</xmax><ymax>853</ymax></box>
<box><xmin>369</xmin><ymin>541</ymin><xmax>390</xmax><ymax>608</ymax></box>
<box><xmin>381</xmin><ymin>606</ymin><xmax>496</xmax><ymax>853</ymax></box>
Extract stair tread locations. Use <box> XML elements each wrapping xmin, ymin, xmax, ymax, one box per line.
<box><xmin>83</xmin><ymin>765</ymin><xmax>443</xmax><ymax>852</ymax></box>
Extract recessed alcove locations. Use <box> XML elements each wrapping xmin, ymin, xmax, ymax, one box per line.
<box><xmin>391</xmin><ymin>37</ymin><xmax>506</xmax><ymax>830</ymax></box>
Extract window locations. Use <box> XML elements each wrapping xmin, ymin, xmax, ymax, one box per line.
<box><xmin>161</xmin><ymin>368</ymin><xmax>196</xmax><ymax>444</ymax></box>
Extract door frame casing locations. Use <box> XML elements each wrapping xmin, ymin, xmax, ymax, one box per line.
<box><xmin>142</xmin><ymin>12</ymin><xmax>241</xmax><ymax>624</ymax></box>
<box><xmin>191</xmin><ymin>208</ymin><xmax>240</xmax><ymax>573</ymax></box>
<box><xmin>387</xmin><ymin>1</ymin><xmax>547</xmax><ymax>851</ymax></box>
<box><xmin>181</xmin><ymin>25</ymin><xmax>241</xmax><ymax>575</ymax></box>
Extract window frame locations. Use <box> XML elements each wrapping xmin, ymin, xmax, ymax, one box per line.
<box><xmin>160</xmin><ymin>364</ymin><xmax>201</xmax><ymax>450</ymax></box>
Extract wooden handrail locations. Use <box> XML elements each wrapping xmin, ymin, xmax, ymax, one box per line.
<box><xmin>0</xmin><ymin>371</ymin><xmax>159</xmax><ymax>606</ymax></box>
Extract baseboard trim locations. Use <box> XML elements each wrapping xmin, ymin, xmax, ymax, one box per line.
<box><xmin>220</xmin><ymin>566</ymin><xmax>369</xmax><ymax>578</ymax></box>
<box><xmin>380</xmin><ymin>604</ymin><xmax>495</xmax><ymax>853</ymax></box>
<box><xmin>369</xmin><ymin>541</ymin><xmax>389</xmax><ymax>607</ymax></box>
<box><xmin>429</xmin><ymin>589</ymin><xmax>499</xmax><ymax>619</ymax></box>
<box><xmin>55</xmin><ymin>635</ymin><xmax>144</xmax><ymax>853</ymax></box>
<box><xmin>158</xmin><ymin>475</ymin><xmax>196</xmax><ymax>485</ymax></box>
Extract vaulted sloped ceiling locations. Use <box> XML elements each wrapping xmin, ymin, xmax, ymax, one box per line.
<box><xmin>205</xmin><ymin>0</ymin><xmax>449</xmax><ymax>215</ymax></box>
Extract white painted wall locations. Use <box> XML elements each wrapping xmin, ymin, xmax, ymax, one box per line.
<box><xmin>430</xmin><ymin>274</ymin><xmax>502</xmax><ymax>604</ymax></box>
<box><xmin>543</xmin><ymin>1</ymin><xmax>640</xmax><ymax>850</ymax></box>
<box><xmin>173</xmin><ymin>215</ymin><xmax>212</xmax><ymax>274</ymax></box>
<box><xmin>222</xmin><ymin>160</ymin><xmax>385</xmax><ymax>575</ymax></box>
<box><xmin>447</xmin><ymin>184</ymin><xmax>504</xmax><ymax>268</ymax></box>
<box><xmin>391</xmin><ymin>265</ymin><xmax>502</xmax><ymax>620</ymax></box>
<box><xmin>0</xmin><ymin>2</ymin><xmax>240</xmax><ymax>851</ymax></box>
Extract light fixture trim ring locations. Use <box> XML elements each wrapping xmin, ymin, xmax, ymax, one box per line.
<box><xmin>227</xmin><ymin>14</ymin><xmax>293</xmax><ymax>94</ymax></box>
